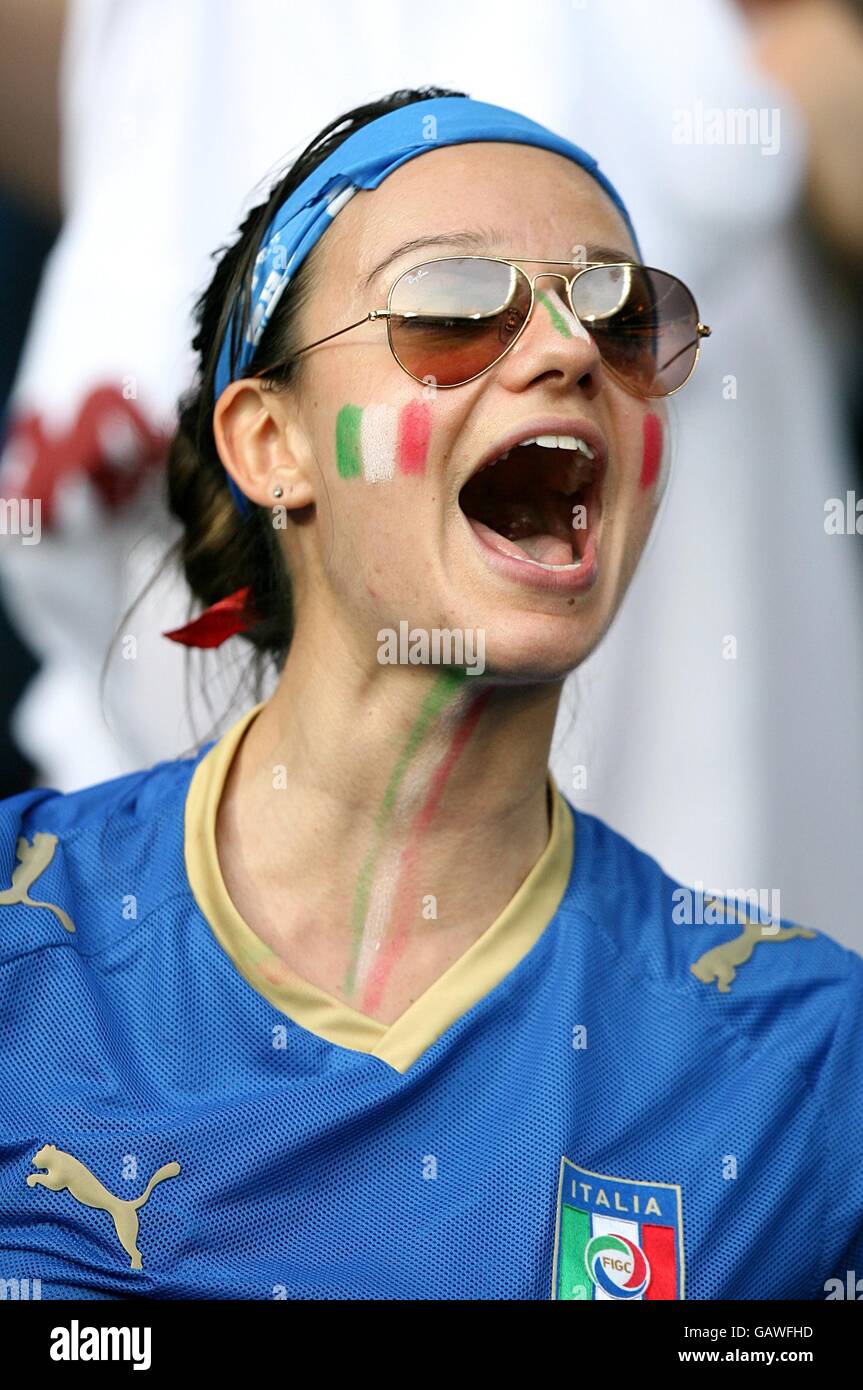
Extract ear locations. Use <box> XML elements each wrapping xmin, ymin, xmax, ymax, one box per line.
<box><xmin>213</xmin><ymin>379</ymin><xmax>316</xmax><ymax>512</ymax></box>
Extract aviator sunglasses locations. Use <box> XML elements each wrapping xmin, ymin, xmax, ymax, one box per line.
<box><xmin>277</xmin><ymin>255</ymin><xmax>711</xmax><ymax>397</ymax></box>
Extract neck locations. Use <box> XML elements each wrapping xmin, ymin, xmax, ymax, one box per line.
<box><xmin>216</xmin><ymin>620</ymin><xmax>563</xmax><ymax>1018</ymax></box>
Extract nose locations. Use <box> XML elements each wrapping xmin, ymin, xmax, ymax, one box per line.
<box><xmin>496</xmin><ymin>270</ymin><xmax>604</xmax><ymax>398</ymax></box>
<box><xmin>533</xmin><ymin>272</ymin><xmax>593</xmax><ymax>345</ymax></box>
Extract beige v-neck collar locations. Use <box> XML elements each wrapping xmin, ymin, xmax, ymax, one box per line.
<box><xmin>184</xmin><ymin>702</ymin><xmax>574</xmax><ymax>1073</ymax></box>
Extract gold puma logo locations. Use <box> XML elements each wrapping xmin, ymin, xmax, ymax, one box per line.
<box><xmin>0</xmin><ymin>833</ymin><xmax>74</xmax><ymax>932</ymax></box>
<box><xmin>691</xmin><ymin>897</ymin><xmax>816</xmax><ymax>993</ymax></box>
<box><xmin>27</xmin><ymin>1144</ymin><xmax>181</xmax><ymax>1270</ymax></box>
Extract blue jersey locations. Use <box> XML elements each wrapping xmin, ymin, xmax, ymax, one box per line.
<box><xmin>1</xmin><ymin>704</ymin><xmax>861</xmax><ymax>1301</ymax></box>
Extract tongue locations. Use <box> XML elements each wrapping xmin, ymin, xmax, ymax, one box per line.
<box><xmin>469</xmin><ymin>519</ymin><xmax>574</xmax><ymax>566</ymax></box>
<box><xmin>518</xmin><ymin>533</ymin><xmax>574</xmax><ymax>564</ymax></box>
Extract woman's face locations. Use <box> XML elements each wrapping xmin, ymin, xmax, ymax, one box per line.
<box><xmin>261</xmin><ymin>142</ymin><xmax>668</xmax><ymax>681</ymax></box>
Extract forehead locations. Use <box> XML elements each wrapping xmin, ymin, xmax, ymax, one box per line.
<box><xmin>318</xmin><ymin>141</ymin><xmax>636</xmax><ymax>293</ymax></box>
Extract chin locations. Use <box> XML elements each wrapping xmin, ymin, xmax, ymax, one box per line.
<box><xmin>455</xmin><ymin>617</ymin><xmax>605</xmax><ymax>686</ymax></box>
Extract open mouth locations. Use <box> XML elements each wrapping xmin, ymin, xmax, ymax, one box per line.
<box><xmin>458</xmin><ymin>434</ymin><xmax>604</xmax><ymax>571</ymax></box>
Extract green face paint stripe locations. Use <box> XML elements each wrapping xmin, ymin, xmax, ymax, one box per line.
<box><xmin>335</xmin><ymin>404</ymin><xmax>363</xmax><ymax>478</ymax></box>
<box><xmin>536</xmin><ymin>289</ymin><xmax>572</xmax><ymax>340</ymax></box>
<box><xmin>344</xmin><ymin>667</ymin><xmax>467</xmax><ymax>996</ymax></box>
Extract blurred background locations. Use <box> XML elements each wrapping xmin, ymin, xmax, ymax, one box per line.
<box><xmin>0</xmin><ymin>0</ymin><xmax>861</xmax><ymax>945</ymax></box>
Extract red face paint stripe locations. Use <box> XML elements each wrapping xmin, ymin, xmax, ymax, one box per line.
<box><xmin>397</xmin><ymin>400</ymin><xmax>431</xmax><ymax>475</ymax></box>
<box><xmin>639</xmin><ymin>411</ymin><xmax>663</xmax><ymax>490</ymax></box>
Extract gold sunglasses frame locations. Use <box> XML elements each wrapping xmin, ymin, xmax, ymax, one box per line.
<box><xmin>284</xmin><ymin>255</ymin><xmax>712</xmax><ymax>398</ymax></box>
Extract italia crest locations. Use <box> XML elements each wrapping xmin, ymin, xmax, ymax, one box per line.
<box><xmin>552</xmin><ymin>1158</ymin><xmax>685</xmax><ymax>1300</ymax></box>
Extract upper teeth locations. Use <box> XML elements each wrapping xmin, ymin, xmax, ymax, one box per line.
<box><xmin>491</xmin><ymin>435</ymin><xmax>595</xmax><ymax>464</ymax></box>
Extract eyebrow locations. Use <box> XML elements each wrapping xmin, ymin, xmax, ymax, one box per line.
<box><xmin>360</xmin><ymin>229</ymin><xmax>636</xmax><ymax>292</ymax></box>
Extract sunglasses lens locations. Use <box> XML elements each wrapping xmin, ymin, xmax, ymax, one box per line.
<box><xmin>571</xmin><ymin>265</ymin><xmax>701</xmax><ymax>396</ymax></box>
<box><xmin>389</xmin><ymin>258</ymin><xmax>531</xmax><ymax>385</ymax></box>
<box><xmin>388</xmin><ymin>258</ymin><xmax>702</xmax><ymax>395</ymax></box>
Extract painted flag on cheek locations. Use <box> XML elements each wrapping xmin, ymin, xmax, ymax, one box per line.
<box><xmin>335</xmin><ymin>402</ymin><xmax>431</xmax><ymax>481</ymax></box>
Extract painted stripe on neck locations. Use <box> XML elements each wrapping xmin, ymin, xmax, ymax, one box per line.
<box><xmin>343</xmin><ymin>667</ymin><xmax>467</xmax><ymax>996</ymax></box>
<box><xmin>359</xmin><ymin>685</ymin><xmax>492</xmax><ymax>1014</ymax></box>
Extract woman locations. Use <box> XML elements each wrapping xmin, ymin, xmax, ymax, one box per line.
<box><xmin>2</xmin><ymin>88</ymin><xmax>861</xmax><ymax>1301</ymax></box>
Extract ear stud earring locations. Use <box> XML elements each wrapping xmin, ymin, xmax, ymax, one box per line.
<box><xmin>273</xmin><ymin>485</ymin><xmax>284</xmax><ymax>499</ymax></box>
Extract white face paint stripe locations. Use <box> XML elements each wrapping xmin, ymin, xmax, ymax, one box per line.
<box><xmin>555</xmin><ymin>297</ymin><xmax>592</xmax><ymax>343</ymax></box>
<box><xmin>657</xmin><ymin>447</ymin><xmax>669</xmax><ymax>497</ymax></box>
<box><xmin>657</xmin><ymin>420</ymin><xmax>671</xmax><ymax>499</ymax></box>
<box><xmin>361</xmin><ymin>404</ymin><xmax>398</xmax><ymax>481</ymax></box>
<box><xmin>354</xmin><ymin>850</ymin><xmax>401</xmax><ymax>992</ymax></box>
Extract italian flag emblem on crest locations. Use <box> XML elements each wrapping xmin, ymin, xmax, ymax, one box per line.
<box><xmin>552</xmin><ymin>1158</ymin><xmax>685</xmax><ymax>1300</ymax></box>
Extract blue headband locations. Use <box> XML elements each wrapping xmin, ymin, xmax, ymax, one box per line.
<box><xmin>214</xmin><ymin>96</ymin><xmax>640</xmax><ymax>516</ymax></box>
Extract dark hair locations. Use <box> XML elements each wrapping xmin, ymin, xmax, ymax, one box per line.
<box><xmin>167</xmin><ymin>85</ymin><xmax>467</xmax><ymax>691</ymax></box>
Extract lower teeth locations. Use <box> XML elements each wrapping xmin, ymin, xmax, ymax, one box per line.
<box><xmin>517</xmin><ymin>555</ymin><xmax>583</xmax><ymax>571</ymax></box>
